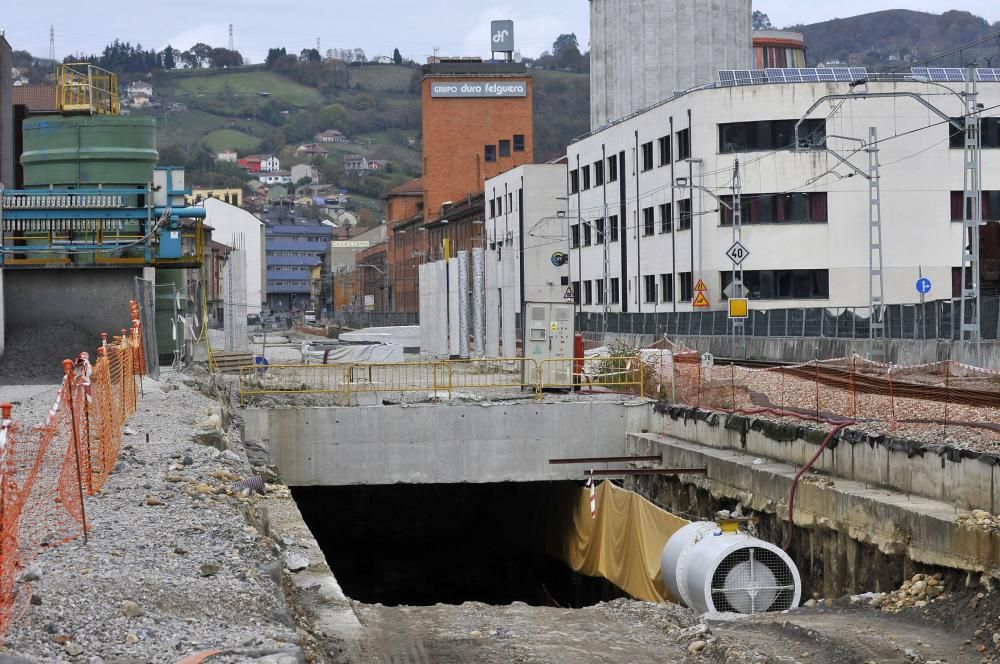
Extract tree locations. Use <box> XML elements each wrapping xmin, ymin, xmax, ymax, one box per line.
<box><xmin>265</xmin><ymin>47</ymin><xmax>287</xmax><ymax>67</ymax></box>
<box><xmin>752</xmin><ymin>11</ymin><xmax>773</xmax><ymax>30</ymax></box>
<box><xmin>552</xmin><ymin>33</ymin><xmax>582</xmax><ymax>72</ymax></box>
<box><xmin>209</xmin><ymin>47</ymin><xmax>244</xmax><ymax>68</ymax></box>
<box><xmin>353</xmin><ymin>48</ymin><xmax>366</xmax><ymax>63</ymax></box>
<box><xmin>160</xmin><ymin>45</ymin><xmax>177</xmax><ymax>69</ymax></box>
<box><xmin>392</xmin><ymin>48</ymin><xmax>402</xmax><ymax>65</ymax></box>
<box><xmin>299</xmin><ymin>48</ymin><xmax>321</xmax><ymax>63</ymax></box>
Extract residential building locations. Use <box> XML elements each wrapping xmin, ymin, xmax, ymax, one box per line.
<box><xmin>264</xmin><ymin>222</ymin><xmax>333</xmax><ymax>312</ymax></box>
<box><xmin>344</xmin><ymin>155</ymin><xmax>389</xmax><ymax>173</ymax></box>
<box><xmin>187</xmin><ymin>187</ymin><xmax>243</xmax><ymax>207</ymax></box>
<box><xmin>295</xmin><ymin>143</ymin><xmax>328</xmax><ymax>158</ymax></box>
<box><xmin>238</xmin><ymin>154</ymin><xmax>280</xmax><ymax>173</ymax></box>
<box><xmin>290</xmin><ymin>163</ymin><xmax>319</xmax><ymax>183</ymax></box>
<box><xmin>564</xmin><ymin>69</ymin><xmax>1000</xmax><ymax>314</ymax></box>
<box><xmin>375</xmin><ymin>56</ymin><xmax>394</xmax><ymax>65</ymax></box>
<box><xmin>216</xmin><ymin>149</ymin><xmax>238</xmax><ymax>162</ymax></box>
<box><xmin>315</xmin><ymin>129</ymin><xmax>349</xmax><ymax>143</ymax></box>
<box><xmin>260</xmin><ymin>170</ymin><xmax>292</xmax><ymax>185</ymax></box>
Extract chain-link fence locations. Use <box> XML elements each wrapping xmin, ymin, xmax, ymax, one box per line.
<box><xmin>332</xmin><ymin>311</ymin><xmax>420</xmax><ymax>329</ymax></box>
<box><xmin>576</xmin><ymin>296</ymin><xmax>1000</xmax><ymax>342</ymax></box>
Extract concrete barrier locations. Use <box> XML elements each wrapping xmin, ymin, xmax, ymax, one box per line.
<box><xmin>240</xmin><ymin>400</ymin><xmax>649</xmax><ymax>486</ymax></box>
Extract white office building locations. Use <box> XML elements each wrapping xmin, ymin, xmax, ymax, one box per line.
<box><xmin>564</xmin><ymin>69</ymin><xmax>1000</xmax><ymax>315</ymax></box>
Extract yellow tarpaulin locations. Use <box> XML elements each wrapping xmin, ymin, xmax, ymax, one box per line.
<box><xmin>547</xmin><ymin>481</ymin><xmax>689</xmax><ymax>603</ymax></box>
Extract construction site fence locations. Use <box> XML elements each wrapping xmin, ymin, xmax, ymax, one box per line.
<box><xmin>663</xmin><ymin>348</ymin><xmax>1000</xmax><ymax>442</ymax></box>
<box><xmin>0</xmin><ymin>302</ymin><xmax>146</xmax><ymax>639</ymax></box>
<box><xmin>238</xmin><ymin>356</ymin><xmax>644</xmax><ymax>405</ymax></box>
<box><xmin>576</xmin><ymin>295</ymin><xmax>1000</xmax><ymax>341</ymax></box>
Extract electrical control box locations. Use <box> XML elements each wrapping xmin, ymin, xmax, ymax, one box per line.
<box><xmin>523</xmin><ymin>301</ymin><xmax>575</xmax><ymax>387</ymax></box>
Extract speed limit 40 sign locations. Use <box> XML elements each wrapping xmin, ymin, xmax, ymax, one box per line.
<box><xmin>726</xmin><ymin>241</ymin><xmax>750</xmax><ymax>265</ymax></box>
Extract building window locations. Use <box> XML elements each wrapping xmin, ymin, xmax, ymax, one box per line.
<box><xmin>721</xmin><ymin>269</ymin><xmax>830</xmax><ymax>300</ymax></box>
<box><xmin>594</xmin><ymin>160</ymin><xmax>604</xmax><ymax>185</ymax></box>
<box><xmin>571</xmin><ymin>280</ymin><xmax>580</xmax><ymax>303</ymax></box>
<box><xmin>676</xmin><ymin>128</ymin><xmax>691</xmax><ymax>161</ymax></box>
<box><xmin>660</xmin><ymin>274</ymin><xmax>673</xmax><ymax>302</ymax></box>
<box><xmin>596</xmin><ymin>281</ymin><xmax>606</xmax><ymax>304</ymax></box>
<box><xmin>950</xmin><ymin>117</ymin><xmax>1000</xmax><ymax>148</ymax></box>
<box><xmin>489</xmin><ymin>199</ymin><xmax>496</xmax><ymax>218</ymax></box>
<box><xmin>609</xmin><ymin>215</ymin><xmax>619</xmax><ymax>242</ymax></box>
<box><xmin>644</xmin><ymin>275</ymin><xmax>657</xmax><ymax>303</ymax></box>
<box><xmin>496</xmin><ymin>197</ymin><xmax>503</xmax><ymax>215</ymax></box>
<box><xmin>499</xmin><ymin>139</ymin><xmax>511</xmax><ymax>157</ymax></box>
<box><xmin>677</xmin><ymin>199</ymin><xmax>692</xmax><ymax>230</ymax></box>
<box><xmin>659</xmin><ymin>203</ymin><xmax>672</xmax><ymax>233</ymax></box>
<box><xmin>595</xmin><ymin>218</ymin><xmax>605</xmax><ymax>244</ymax></box>
<box><xmin>610</xmin><ymin>278</ymin><xmax>620</xmax><ymax>304</ymax></box>
<box><xmin>570</xmin><ymin>169</ymin><xmax>580</xmax><ymax>193</ymax></box>
<box><xmin>583</xmin><ymin>223</ymin><xmax>592</xmax><ymax>246</ymax></box>
<box><xmin>719</xmin><ymin>119</ymin><xmax>825</xmax><ymax>153</ymax></box>
<box><xmin>570</xmin><ymin>223</ymin><xmax>580</xmax><ymax>248</ymax></box>
<box><xmin>642</xmin><ymin>207</ymin><xmax>655</xmax><ymax>236</ymax></box>
<box><xmin>582</xmin><ymin>165</ymin><xmax>591</xmax><ymax>190</ymax></box>
<box><xmin>513</xmin><ymin>134</ymin><xmax>525</xmax><ymax>151</ymax></box>
<box><xmin>508</xmin><ymin>192</ymin><xmax>513</xmax><ymax>208</ymax></box>
<box><xmin>950</xmin><ymin>190</ymin><xmax>1000</xmax><ymax>221</ymax></box>
<box><xmin>721</xmin><ymin>192</ymin><xmax>828</xmax><ymax>225</ymax></box>
<box><xmin>583</xmin><ymin>280</ymin><xmax>593</xmax><ymax>305</ymax></box>
<box><xmin>658</xmin><ymin>136</ymin><xmax>671</xmax><ymax>166</ymax></box>
<box><xmin>485</xmin><ymin>144</ymin><xmax>497</xmax><ymax>162</ymax></box>
<box><xmin>679</xmin><ymin>272</ymin><xmax>693</xmax><ymax>302</ymax></box>
<box><xmin>641</xmin><ymin>141</ymin><xmax>654</xmax><ymax>172</ymax></box>
<box><xmin>607</xmin><ymin>156</ymin><xmax>618</xmax><ymax>182</ymax></box>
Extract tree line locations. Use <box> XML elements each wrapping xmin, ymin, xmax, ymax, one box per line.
<box><xmin>66</xmin><ymin>40</ymin><xmax>243</xmax><ymax>73</ymax></box>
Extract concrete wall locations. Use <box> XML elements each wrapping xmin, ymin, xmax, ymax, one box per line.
<box><xmin>3</xmin><ymin>268</ymin><xmax>142</xmax><ymax>339</ymax></box>
<box><xmin>240</xmin><ymin>401</ymin><xmax>647</xmax><ymax>486</ymax></box>
<box><xmin>665</xmin><ymin>334</ymin><xmax>1000</xmax><ymax>371</ymax></box>
<box><xmin>590</xmin><ymin>0</ymin><xmax>753</xmax><ymax>128</ymax></box>
<box><xmin>202</xmin><ymin>198</ymin><xmax>265</xmax><ymax>308</ymax></box>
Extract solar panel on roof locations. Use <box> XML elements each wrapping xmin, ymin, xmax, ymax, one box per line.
<box><xmin>976</xmin><ymin>68</ymin><xmax>1000</xmax><ymax>82</ymax></box>
<box><xmin>718</xmin><ymin>70</ymin><xmax>737</xmax><ymax>86</ymax></box>
<box><xmin>848</xmin><ymin>67</ymin><xmax>870</xmax><ymax>81</ymax></box>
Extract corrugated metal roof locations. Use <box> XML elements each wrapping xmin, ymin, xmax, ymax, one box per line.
<box><xmin>266</xmin><ymin>225</ymin><xmax>333</xmax><ymax>235</ymax></box>
<box><xmin>266</xmin><ymin>241</ymin><xmax>328</xmax><ymax>252</ymax></box>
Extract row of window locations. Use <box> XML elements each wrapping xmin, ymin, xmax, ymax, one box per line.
<box><xmin>720</xmin><ymin>192</ymin><xmax>828</xmax><ymax>225</ymax></box>
<box><xmin>268</xmin><ymin>280</ymin><xmax>310</xmax><ymax>287</ymax></box>
<box><xmin>572</xmin><ymin>278</ymin><xmax>621</xmax><ymax>305</ymax></box>
<box><xmin>949</xmin><ymin>117</ymin><xmax>1000</xmax><ymax>149</ymax></box>
<box><xmin>719</xmin><ymin>119</ymin><xmax>826</xmax><ymax>153</ymax></box>
<box><xmin>574</xmin><ymin>269</ymin><xmax>831</xmax><ymax>306</ymax></box>
<box><xmin>484</xmin><ymin>134</ymin><xmax>527</xmax><ymax>163</ymax></box>
<box><xmin>642</xmin><ymin>200</ymin><xmax>693</xmax><ymax>235</ymax></box>
<box><xmin>570</xmin><ymin>216</ymin><xmax>620</xmax><ymax>247</ymax></box>
<box><xmin>488</xmin><ymin>191</ymin><xmax>516</xmax><ymax>218</ymax></box>
<box><xmin>949</xmin><ymin>190</ymin><xmax>1000</xmax><ymax>220</ymax></box>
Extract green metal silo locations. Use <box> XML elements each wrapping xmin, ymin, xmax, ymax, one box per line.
<box><xmin>20</xmin><ymin>115</ymin><xmax>158</xmax><ymax>189</ymax></box>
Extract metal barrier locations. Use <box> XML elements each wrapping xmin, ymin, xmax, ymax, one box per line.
<box><xmin>56</xmin><ymin>62</ymin><xmax>120</xmax><ymax>115</ymax></box>
<box><xmin>238</xmin><ymin>356</ymin><xmax>646</xmax><ymax>405</ymax></box>
<box><xmin>537</xmin><ymin>357</ymin><xmax>645</xmax><ymax>398</ymax></box>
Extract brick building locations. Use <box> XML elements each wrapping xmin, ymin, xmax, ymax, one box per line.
<box><xmin>384</xmin><ymin>178</ymin><xmax>426</xmax><ymax>313</ymax></box>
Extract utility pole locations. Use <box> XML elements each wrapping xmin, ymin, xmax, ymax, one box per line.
<box><xmin>960</xmin><ymin>64</ymin><xmax>983</xmax><ymax>342</ymax></box>
<box><xmin>868</xmin><ymin>127</ymin><xmax>885</xmax><ymax>353</ymax></box>
<box><xmin>730</xmin><ymin>159</ymin><xmax>744</xmax><ymax>341</ymax></box>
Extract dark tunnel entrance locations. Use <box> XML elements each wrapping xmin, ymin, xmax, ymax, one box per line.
<box><xmin>292</xmin><ymin>482</ymin><xmax>625</xmax><ymax>607</ymax></box>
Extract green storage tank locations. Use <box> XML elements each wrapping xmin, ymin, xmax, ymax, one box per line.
<box><xmin>20</xmin><ymin>115</ymin><xmax>158</xmax><ymax>189</ymax></box>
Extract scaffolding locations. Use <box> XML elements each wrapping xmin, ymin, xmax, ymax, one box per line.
<box><xmin>56</xmin><ymin>63</ymin><xmax>120</xmax><ymax>115</ymax></box>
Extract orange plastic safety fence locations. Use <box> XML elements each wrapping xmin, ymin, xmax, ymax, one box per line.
<box><xmin>0</xmin><ymin>301</ymin><xmax>148</xmax><ymax>640</ymax></box>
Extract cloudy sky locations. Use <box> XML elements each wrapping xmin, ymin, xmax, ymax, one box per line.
<box><xmin>2</xmin><ymin>1</ymin><xmax>998</xmax><ymax>64</ymax></box>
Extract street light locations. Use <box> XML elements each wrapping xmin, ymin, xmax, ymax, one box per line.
<box><xmin>357</xmin><ymin>262</ymin><xmax>389</xmax><ymax>313</ymax></box>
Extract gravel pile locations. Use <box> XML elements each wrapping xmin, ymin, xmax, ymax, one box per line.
<box><xmin>0</xmin><ymin>323</ymin><xmax>103</xmax><ymax>385</ymax></box>
<box><xmin>868</xmin><ymin>573</ymin><xmax>948</xmax><ymax>612</ymax></box>
<box><xmin>957</xmin><ymin>509</ymin><xmax>1000</xmax><ymax>534</ymax></box>
<box><xmin>2</xmin><ymin>370</ymin><xmax>305</xmax><ymax>663</ymax></box>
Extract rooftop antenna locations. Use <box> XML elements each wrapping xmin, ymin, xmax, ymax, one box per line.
<box><xmin>228</xmin><ymin>24</ymin><xmax>234</xmax><ymax>51</ymax></box>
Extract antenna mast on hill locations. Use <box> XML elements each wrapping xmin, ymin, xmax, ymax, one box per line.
<box><xmin>229</xmin><ymin>24</ymin><xmax>234</xmax><ymax>51</ymax></box>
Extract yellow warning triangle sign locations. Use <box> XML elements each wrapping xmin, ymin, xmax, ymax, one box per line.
<box><xmin>694</xmin><ymin>279</ymin><xmax>708</xmax><ymax>292</ymax></box>
<box><xmin>693</xmin><ymin>291</ymin><xmax>710</xmax><ymax>308</ymax></box>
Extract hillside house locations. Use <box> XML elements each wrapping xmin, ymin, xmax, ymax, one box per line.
<box><xmin>216</xmin><ymin>150</ymin><xmax>238</xmax><ymax>162</ymax></box>
<box><xmin>295</xmin><ymin>143</ymin><xmax>329</xmax><ymax>158</ymax></box>
<box><xmin>315</xmin><ymin>129</ymin><xmax>349</xmax><ymax>144</ymax></box>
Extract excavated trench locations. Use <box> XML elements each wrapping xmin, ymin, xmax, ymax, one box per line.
<box><xmin>292</xmin><ymin>482</ymin><xmax>625</xmax><ymax>608</ymax></box>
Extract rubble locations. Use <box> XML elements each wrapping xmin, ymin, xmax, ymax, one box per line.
<box><xmin>869</xmin><ymin>573</ymin><xmax>948</xmax><ymax>612</ymax></box>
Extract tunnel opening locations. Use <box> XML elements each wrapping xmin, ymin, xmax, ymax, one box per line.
<box><xmin>292</xmin><ymin>481</ymin><xmax>626</xmax><ymax>608</ymax></box>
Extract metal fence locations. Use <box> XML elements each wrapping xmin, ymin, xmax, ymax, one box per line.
<box><xmin>332</xmin><ymin>311</ymin><xmax>420</xmax><ymax>329</ymax></box>
<box><xmin>576</xmin><ymin>296</ymin><xmax>1000</xmax><ymax>342</ymax></box>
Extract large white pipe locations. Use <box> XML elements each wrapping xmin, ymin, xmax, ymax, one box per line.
<box><xmin>472</xmin><ymin>247</ymin><xmax>486</xmax><ymax>358</ymax></box>
<box><xmin>661</xmin><ymin>521</ymin><xmax>801</xmax><ymax>614</ymax></box>
<box><xmin>456</xmin><ymin>250</ymin><xmax>470</xmax><ymax>359</ymax></box>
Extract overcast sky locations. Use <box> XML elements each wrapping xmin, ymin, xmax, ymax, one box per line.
<box><xmin>2</xmin><ymin>2</ymin><xmax>999</xmax><ymax>64</ymax></box>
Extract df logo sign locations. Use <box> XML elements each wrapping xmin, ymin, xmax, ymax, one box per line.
<box><xmin>490</xmin><ymin>21</ymin><xmax>514</xmax><ymax>52</ymax></box>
